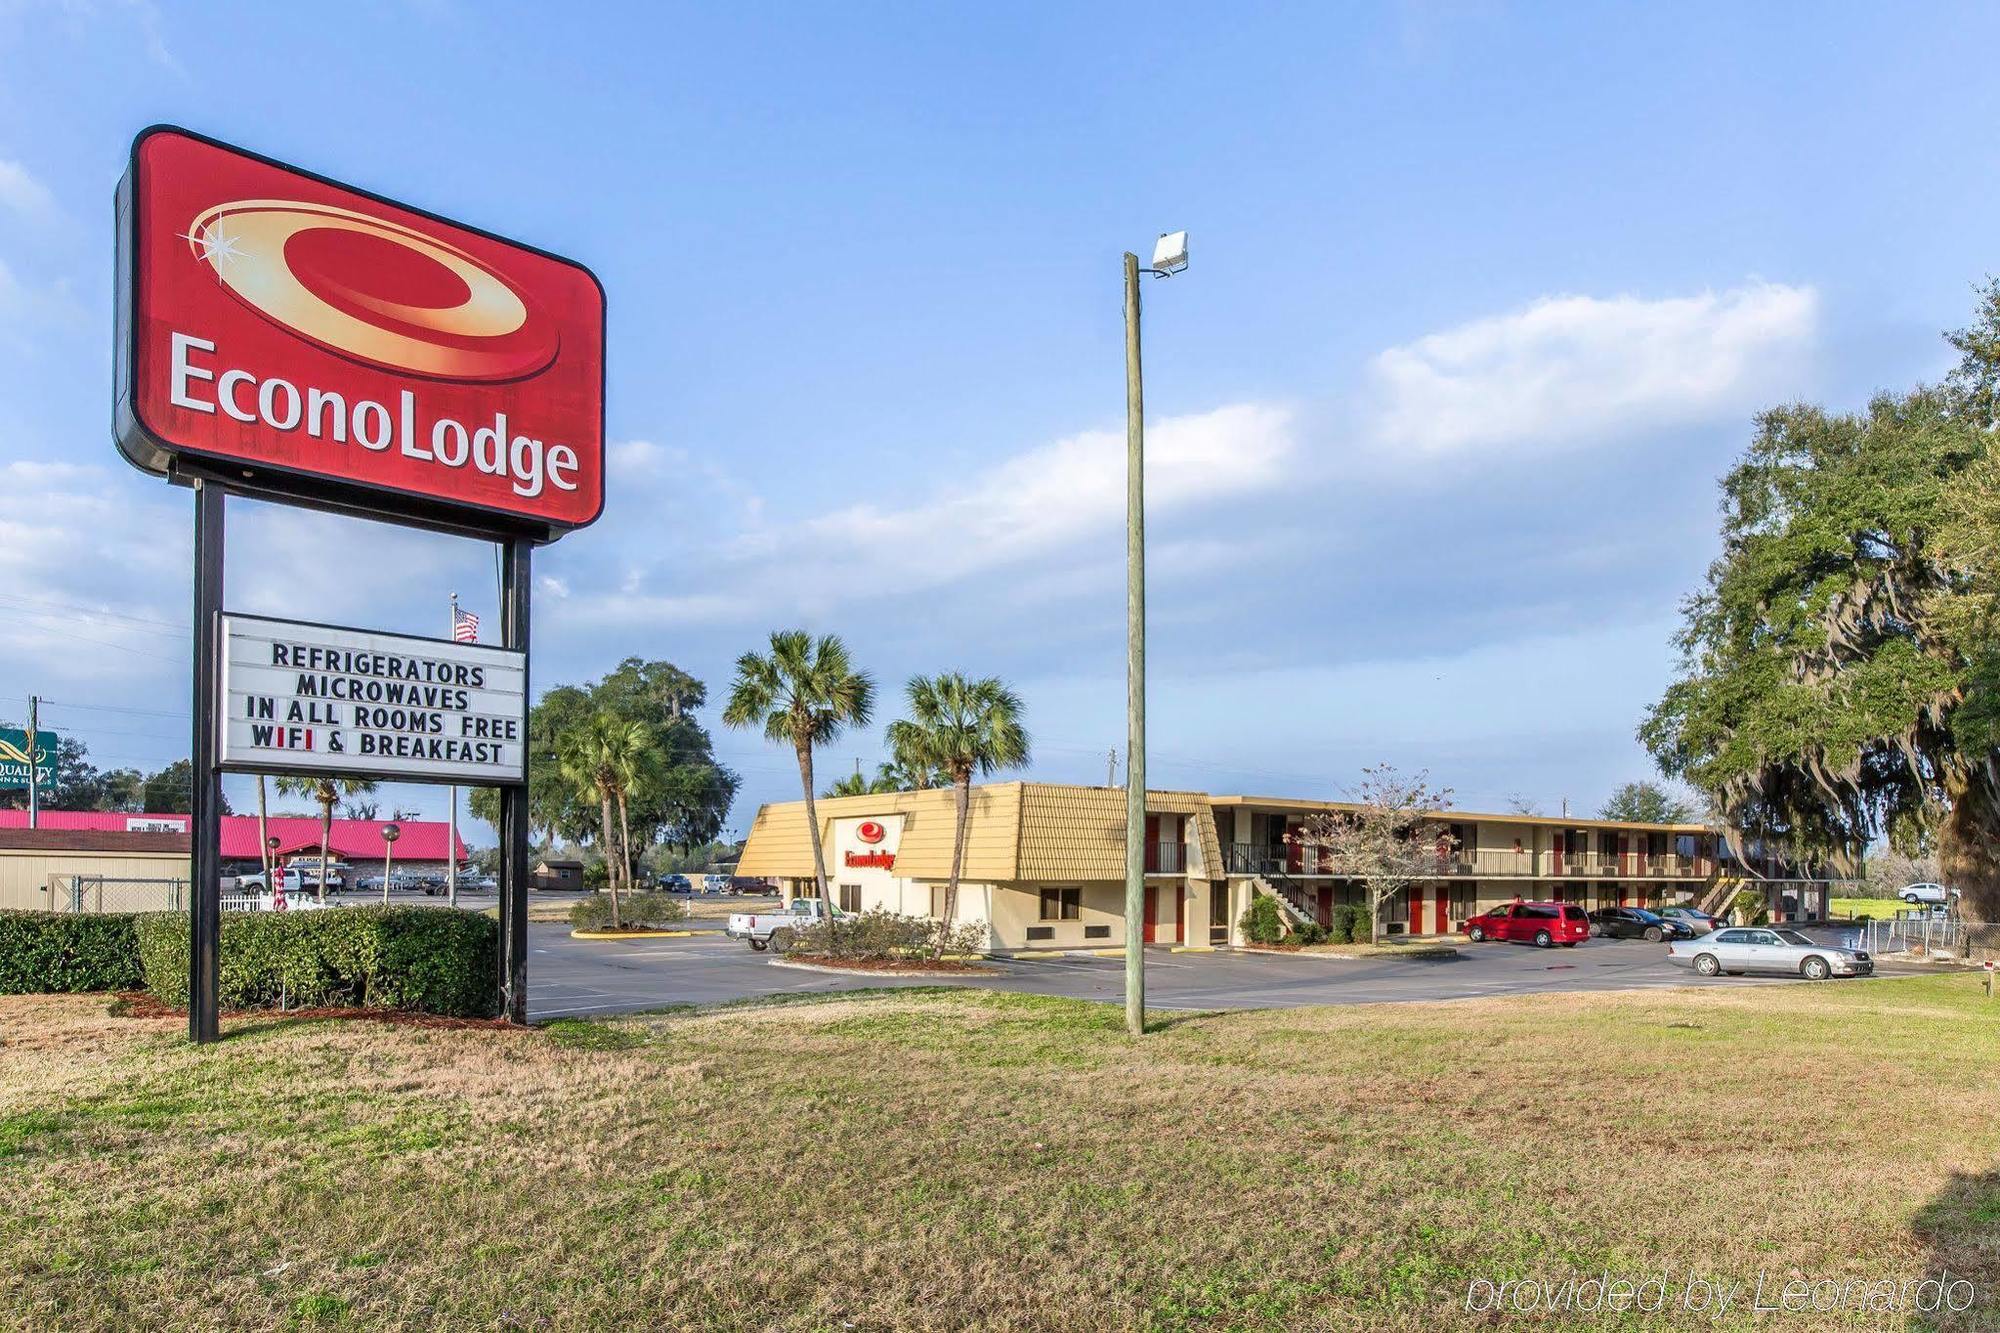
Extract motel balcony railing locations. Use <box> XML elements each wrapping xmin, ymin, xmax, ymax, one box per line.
<box><xmin>1145</xmin><ymin>842</ymin><xmax>1187</xmax><ymax>875</ymax></box>
<box><xmin>1222</xmin><ymin>843</ymin><xmax>1716</xmax><ymax>880</ymax></box>
<box><xmin>1438</xmin><ymin>850</ymin><xmax>1538</xmax><ymax>877</ymax></box>
<box><xmin>1553</xmin><ymin>853</ymin><xmax>1714</xmax><ymax>877</ymax></box>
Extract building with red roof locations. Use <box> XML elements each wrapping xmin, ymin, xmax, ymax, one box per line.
<box><xmin>0</xmin><ymin>810</ymin><xmax>469</xmax><ymax>880</ymax></box>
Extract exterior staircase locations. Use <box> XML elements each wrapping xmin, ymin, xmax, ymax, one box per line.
<box><xmin>1250</xmin><ymin>875</ymin><xmax>1316</xmax><ymax>929</ymax></box>
<box><xmin>1695</xmin><ymin>867</ymin><xmax>1739</xmax><ymax>919</ymax></box>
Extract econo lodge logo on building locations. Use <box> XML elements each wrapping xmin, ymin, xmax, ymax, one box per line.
<box><xmin>855</xmin><ymin>820</ymin><xmax>887</xmax><ymax>845</ymax></box>
<box><xmin>115</xmin><ymin>127</ymin><xmax>604</xmax><ymax>536</ymax></box>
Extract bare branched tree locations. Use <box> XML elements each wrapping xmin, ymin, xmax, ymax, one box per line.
<box><xmin>1293</xmin><ymin>765</ymin><xmax>1456</xmax><ymax>944</ymax></box>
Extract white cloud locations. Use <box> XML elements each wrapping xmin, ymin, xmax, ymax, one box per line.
<box><xmin>788</xmin><ymin>401</ymin><xmax>1295</xmax><ymax>590</ymax></box>
<box><xmin>0</xmin><ymin>159</ymin><xmax>52</xmax><ymax>218</ymax></box>
<box><xmin>0</xmin><ymin>460</ymin><xmax>188</xmax><ymax>686</ymax></box>
<box><xmin>548</xmin><ymin>402</ymin><xmax>1296</xmax><ymax>633</ymax></box>
<box><xmin>1367</xmin><ymin>281</ymin><xmax>1817</xmax><ymax>455</ymax></box>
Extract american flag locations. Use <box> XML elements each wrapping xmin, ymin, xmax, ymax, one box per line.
<box><xmin>452</xmin><ymin>606</ymin><xmax>479</xmax><ymax>644</ymax></box>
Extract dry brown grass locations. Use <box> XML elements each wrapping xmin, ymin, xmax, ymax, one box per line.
<box><xmin>2</xmin><ymin>977</ymin><xmax>1997</xmax><ymax>1330</ymax></box>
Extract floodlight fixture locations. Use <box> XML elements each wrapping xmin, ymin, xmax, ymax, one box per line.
<box><xmin>1149</xmin><ymin>230</ymin><xmax>1189</xmax><ymax>276</ymax></box>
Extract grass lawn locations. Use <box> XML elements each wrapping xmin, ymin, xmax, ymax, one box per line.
<box><xmin>3</xmin><ymin>978</ymin><xmax>1997</xmax><ymax>1330</ymax></box>
<box><xmin>1830</xmin><ymin>896</ymin><xmax>1925</xmax><ymax>920</ymax></box>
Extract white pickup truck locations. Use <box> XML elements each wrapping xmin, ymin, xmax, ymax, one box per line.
<box><xmin>726</xmin><ymin>897</ymin><xmax>843</xmax><ymax>953</ymax></box>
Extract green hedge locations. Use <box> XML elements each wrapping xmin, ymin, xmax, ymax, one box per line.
<box><xmin>1350</xmin><ymin>901</ymin><xmax>1377</xmax><ymax>942</ymax></box>
<box><xmin>135</xmin><ymin>907</ymin><xmax>498</xmax><ymax>1018</ymax></box>
<box><xmin>570</xmin><ymin>891</ymin><xmax>687</xmax><ymax>931</ymax></box>
<box><xmin>1327</xmin><ymin>903</ymin><xmax>1357</xmax><ymax>945</ymax></box>
<box><xmin>0</xmin><ymin>911</ymin><xmax>146</xmax><ymax>994</ymax></box>
<box><xmin>1239</xmin><ymin>894</ymin><xmax>1284</xmax><ymax>945</ymax></box>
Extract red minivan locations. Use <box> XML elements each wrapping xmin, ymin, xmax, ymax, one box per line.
<box><xmin>1462</xmin><ymin>900</ymin><xmax>1589</xmax><ymax>948</ymax></box>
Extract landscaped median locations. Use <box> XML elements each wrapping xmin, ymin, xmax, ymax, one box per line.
<box><xmin>770</xmin><ymin>908</ymin><xmax>998</xmax><ymax>975</ymax></box>
<box><xmin>3</xmin><ymin>975</ymin><xmax>1996</xmax><ymax>1328</ymax></box>
<box><xmin>565</xmin><ymin>890</ymin><xmax>692</xmax><ymax>940</ymax></box>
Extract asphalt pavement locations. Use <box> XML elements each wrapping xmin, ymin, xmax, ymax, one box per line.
<box><xmin>522</xmin><ymin>923</ymin><xmax>1891</xmax><ymax>1021</ymax></box>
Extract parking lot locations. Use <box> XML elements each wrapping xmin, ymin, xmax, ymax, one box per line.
<box><xmin>524</xmin><ymin>922</ymin><xmax>1895</xmax><ymax>1020</ymax></box>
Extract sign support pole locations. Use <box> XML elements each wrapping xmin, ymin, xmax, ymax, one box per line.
<box><xmin>26</xmin><ymin>695</ymin><xmax>39</xmax><ymax>829</ymax></box>
<box><xmin>189</xmin><ymin>480</ymin><xmax>225</xmax><ymax>1044</ymax></box>
<box><xmin>497</xmin><ymin>537</ymin><xmax>532</xmax><ymax>1023</ymax></box>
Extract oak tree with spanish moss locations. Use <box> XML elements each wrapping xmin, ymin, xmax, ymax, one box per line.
<box><xmin>1642</xmin><ymin>282</ymin><xmax>2000</xmax><ymax>919</ymax></box>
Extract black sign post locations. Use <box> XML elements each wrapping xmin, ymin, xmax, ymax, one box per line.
<box><xmin>189</xmin><ymin>480</ymin><xmax>225</xmax><ymax>1044</ymax></box>
<box><xmin>497</xmin><ymin>537</ymin><xmax>532</xmax><ymax>1023</ymax></box>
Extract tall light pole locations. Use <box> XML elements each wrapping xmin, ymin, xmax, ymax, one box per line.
<box><xmin>1124</xmin><ymin>230</ymin><xmax>1188</xmax><ymax>1037</ymax></box>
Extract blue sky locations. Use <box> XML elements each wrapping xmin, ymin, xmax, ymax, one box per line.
<box><xmin>1</xmin><ymin>1</ymin><xmax>1996</xmax><ymax>838</ymax></box>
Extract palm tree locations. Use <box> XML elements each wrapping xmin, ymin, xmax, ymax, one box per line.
<box><xmin>272</xmin><ymin>775</ymin><xmax>378</xmax><ymax>901</ymax></box>
<box><xmin>557</xmin><ymin>712</ymin><xmax>651</xmax><ymax>929</ymax></box>
<box><xmin>824</xmin><ymin>770</ymin><xmax>873</xmax><ymax>799</ymax></box>
<box><xmin>884</xmin><ymin>674</ymin><xmax>1029</xmax><ymax>954</ymax></box>
<box><xmin>723</xmin><ymin>631</ymin><xmax>874</xmax><ymax>919</ymax></box>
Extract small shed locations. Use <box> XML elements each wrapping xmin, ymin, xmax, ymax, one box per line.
<box><xmin>532</xmin><ymin>858</ymin><xmax>585</xmax><ymax>891</ymax></box>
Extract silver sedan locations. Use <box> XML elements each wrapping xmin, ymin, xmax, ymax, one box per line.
<box><xmin>1666</xmin><ymin>926</ymin><xmax>1874</xmax><ymax>980</ymax></box>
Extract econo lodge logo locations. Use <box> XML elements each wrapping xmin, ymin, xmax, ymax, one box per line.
<box><xmin>116</xmin><ymin>127</ymin><xmax>604</xmax><ymax>535</ymax></box>
<box><xmin>183</xmin><ymin>199</ymin><xmax>559</xmax><ymax>382</ymax></box>
<box><xmin>856</xmin><ymin>820</ymin><xmax>887</xmax><ymax>845</ymax></box>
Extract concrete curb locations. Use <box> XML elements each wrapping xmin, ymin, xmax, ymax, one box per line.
<box><xmin>767</xmin><ymin>957</ymin><xmax>997</xmax><ymax>979</ymax></box>
<box><xmin>569</xmin><ymin>928</ymin><xmax>704</xmax><ymax>940</ymax></box>
<box><xmin>1241</xmin><ymin>945</ymin><xmax>1461</xmax><ymax>962</ymax></box>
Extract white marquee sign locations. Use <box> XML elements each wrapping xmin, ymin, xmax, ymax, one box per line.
<box><xmin>218</xmin><ymin>613</ymin><xmax>526</xmax><ymax>785</ymax></box>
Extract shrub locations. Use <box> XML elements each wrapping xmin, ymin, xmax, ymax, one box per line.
<box><xmin>1731</xmin><ymin>887</ymin><xmax>1765</xmax><ymax>925</ymax></box>
<box><xmin>0</xmin><ymin>911</ymin><xmax>146</xmax><ymax>993</ymax></box>
<box><xmin>1349</xmin><ymin>900</ymin><xmax>1377</xmax><ymax>943</ymax></box>
<box><xmin>135</xmin><ymin>907</ymin><xmax>498</xmax><ymax>1017</ymax></box>
<box><xmin>1289</xmin><ymin>920</ymin><xmax>1327</xmax><ymax>946</ymax></box>
<box><xmin>790</xmin><ymin>909</ymin><xmax>984</xmax><ymax>960</ymax></box>
<box><xmin>570</xmin><ymin>891</ymin><xmax>687</xmax><ymax>931</ymax></box>
<box><xmin>1240</xmin><ymin>894</ymin><xmax>1284</xmax><ymax>945</ymax></box>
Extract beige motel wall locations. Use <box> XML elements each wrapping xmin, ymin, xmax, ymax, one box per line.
<box><xmin>0</xmin><ymin>848</ymin><xmax>192</xmax><ymax>912</ymax></box>
<box><xmin>737</xmin><ymin>782</ymin><xmax>1231</xmax><ymax>951</ymax></box>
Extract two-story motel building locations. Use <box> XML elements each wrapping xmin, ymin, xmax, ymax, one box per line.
<box><xmin>734</xmin><ymin>782</ymin><xmax>1845</xmax><ymax>953</ymax></box>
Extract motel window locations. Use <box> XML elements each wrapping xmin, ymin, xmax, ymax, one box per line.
<box><xmin>1039</xmin><ymin>887</ymin><xmax>1081</xmax><ymax>921</ymax></box>
<box><xmin>837</xmin><ymin>883</ymin><xmax>861</xmax><ymax>913</ymax></box>
<box><xmin>929</xmin><ymin>884</ymin><xmax>949</xmax><ymax>919</ymax></box>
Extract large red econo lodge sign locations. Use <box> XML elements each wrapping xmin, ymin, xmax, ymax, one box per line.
<box><xmin>115</xmin><ymin>126</ymin><xmax>604</xmax><ymax>538</ymax></box>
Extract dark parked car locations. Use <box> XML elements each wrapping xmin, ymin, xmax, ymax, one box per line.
<box><xmin>1462</xmin><ymin>901</ymin><xmax>1589</xmax><ymax>948</ymax></box>
<box><xmin>1587</xmin><ymin>906</ymin><xmax>1692</xmax><ymax>942</ymax></box>
<box><xmin>658</xmin><ymin>873</ymin><xmax>693</xmax><ymax>893</ymax></box>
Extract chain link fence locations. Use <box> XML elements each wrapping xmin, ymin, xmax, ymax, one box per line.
<box><xmin>44</xmin><ymin>875</ymin><xmax>192</xmax><ymax>914</ymax></box>
<box><xmin>1857</xmin><ymin>914</ymin><xmax>1999</xmax><ymax>960</ymax></box>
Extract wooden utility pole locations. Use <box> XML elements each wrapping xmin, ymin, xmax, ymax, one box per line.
<box><xmin>1123</xmin><ymin>250</ymin><xmax>1147</xmax><ymax>1038</ymax></box>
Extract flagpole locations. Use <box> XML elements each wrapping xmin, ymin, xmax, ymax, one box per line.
<box><xmin>448</xmin><ymin>592</ymin><xmax>460</xmax><ymax>909</ymax></box>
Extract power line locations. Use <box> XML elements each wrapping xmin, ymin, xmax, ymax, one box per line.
<box><xmin>35</xmin><ymin>698</ymin><xmax>191</xmax><ymax>720</ymax></box>
<box><xmin>0</xmin><ymin>592</ymin><xmax>189</xmax><ymax>634</ymax></box>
